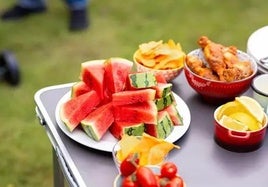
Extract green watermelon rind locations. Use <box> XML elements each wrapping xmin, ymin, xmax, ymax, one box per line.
<box><xmin>129</xmin><ymin>72</ymin><xmax>157</xmax><ymax>89</ymax></box>
<box><xmin>59</xmin><ymin>109</ymin><xmax>74</xmax><ymax>132</ymax></box>
<box><xmin>81</xmin><ymin>123</ymin><xmax>100</xmax><ymax>141</ymax></box>
<box><xmin>164</xmin><ymin>104</ymin><xmax>184</xmax><ymax>126</ymax></box>
<box><xmin>123</xmin><ymin>123</ymin><xmax>145</xmax><ymax>137</ymax></box>
<box><xmin>154</xmin><ymin>92</ymin><xmax>175</xmax><ymax>111</ymax></box>
<box><xmin>109</xmin><ymin>121</ymin><xmax>145</xmax><ymax>139</ymax></box>
<box><xmin>156</xmin><ymin>111</ymin><xmax>174</xmax><ymax>139</ymax></box>
<box><xmin>145</xmin><ymin>111</ymin><xmax>174</xmax><ymax>139</ymax></box>
<box><xmin>154</xmin><ymin>83</ymin><xmax>172</xmax><ymax>98</ymax></box>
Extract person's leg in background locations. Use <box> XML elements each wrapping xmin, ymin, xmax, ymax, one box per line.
<box><xmin>65</xmin><ymin>0</ymin><xmax>89</xmax><ymax>31</ymax></box>
<box><xmin>1</xmin><ymin>0</ymin><xmax>89</xmax><ymax>31</ymax></box>
<box><xmin>1</xmin><ymin>0</ymin><xmax>47</xmax><ymax>20</ymax></box>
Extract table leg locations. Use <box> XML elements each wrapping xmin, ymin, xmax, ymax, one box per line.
<box><xmin>52</xmin><ymin>148</ymin><xmax>65</xmax><ymax>187</ymax></box>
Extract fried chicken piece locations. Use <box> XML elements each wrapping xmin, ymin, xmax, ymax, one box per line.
<box><xmin>198</xmin><ymin>36</ymin><xmax>253</xmax><ymax>82</ymax></box>
<box><xmin>198</xmin><ymin>36</ymin><xmax>227</xmax><ymax>81</ymax></box>
<box><xmin>222</xmin><ymin>49</ymin><xmax>253</xmax><ymax>81</ymax></box>
<box><xmin>186</xmin><ymin>55</ymin><xmax>219</xmax><ymax>80</ymax></box>
<box><xmin>222</xmin><ymin>61</ymin><xmax>253</xmax><ymax>82</ymax></box>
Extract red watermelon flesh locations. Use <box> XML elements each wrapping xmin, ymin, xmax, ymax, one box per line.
<box><xmin>71</xmin><ymin>81</ymin><xmax>91</xmax><ymax>98</ymax></box>
<box><xmin>80</xmin><ymin>60</ymin><xmax>105</xmax><ymax>99</ymax></box>
<box><xmin>162</xmin><ymin>104</ymin><xmax>183</xmax><ymax>126</ymax></box>
<box><xmin>109</xmin><ymin>121</ymin><xmax>145</xmax><ymax>140</ymax></box>
<box><xmin>113</xmin><ymin>101</ymin><xmax>157</xmax><ymax>125</ymax></box>
<box><xmin>112</xmin><ymin>89</ymin><xmax>156</xmax><ymax>106</ymax></box>
<box><xmin>104</xmin><ymin>57</ymin><xmax>133</xmax><ymax>94</ymax></box>
<box><xmin>81</xmin><ymin>102</ymin><xmax>114</xmax><ymax>141</ymax></box>
<box><xmin>60</xmin><ymin>90</ymin><xmax>101</xmax><ymax>132</ymax></box>
<box><xmin>155</xmin><ymin>73</ymin><xmax>167</xmax><ymax>83</ymax></box>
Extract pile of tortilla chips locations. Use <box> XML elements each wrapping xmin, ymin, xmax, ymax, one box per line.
<box><xmin>116</xmin><ymin>133</ymin><xmax>180</xmax><ymax>166</ymax></box>
<box><xmin>134</xmin><ymin>40</ymin><xmax>186</xmax><ymax>70</ymax></box>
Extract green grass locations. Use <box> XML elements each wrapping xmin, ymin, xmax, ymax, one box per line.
<box><xmin>0</xmin><ymin>0</ymin><xmax>267</xmax><ymax>186</ymax></box>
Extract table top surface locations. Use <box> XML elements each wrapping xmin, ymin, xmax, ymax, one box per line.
<box><xmin>34</xmin><ymin>73</ymin><xmax>268</xmax><ymax>187</ymax></box>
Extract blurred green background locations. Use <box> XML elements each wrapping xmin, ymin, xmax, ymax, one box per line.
<box><xmin>0</xmin><ymin>0</ymin><xmax>267</xmax><ymax>186</ymax></box>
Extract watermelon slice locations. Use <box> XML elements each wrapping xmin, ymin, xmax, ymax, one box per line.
<box><xmin>71</xmin><ymin>81</ymin><xmax>91</xmax><ymax>98</ymax></box>
<box><xmin>162</xmin><ymin>104</ymin><xmax>183</xmax><ymax>126</ymax></box>
<box><xmin>59</xmin><ymin>90</ymin><xmax>101</xmax><ymax>132</ymax></box>
<box><xmin>109</xmin><ymin>121</ymin><xmax>145</xmax><ymax>139</ymax></box>
<box><xmin>104</xmin><ymin>57</ymin><xmax>133</xmax><ymax>94</ymax></box>
<box><xmin>81</xmin><ymin>102</ymin><xmax>114</xmax><ymax>141</ymax></box>
<box><xmin>153</xmin><ymin>83</ymin><xmax>172</xmax><ymax>98</ymax></box>
<box><xmin>112</xmin><ymin>89</ymin><xmax>156</xmax><ymax>106</ymax></box>
<box><xmin>60</xmin><ymin>57</ymin><xmax>181</xmax><ymax>141</ymax></box>
<box><xmin>145</xmin><ymin>111</ymin><xmax>174</xmax><ymax>139</ymax></box>
<box><xmin>80</xmin><ymin>60</ymin><xmax>105</xmax><ymax>99</ymax></box>
<box><xmin>113</xmin><ymin>101</ymin><xmax>158</xmax><ymax>125</ymax></box>
<box><xmin>128</xmin><ymin>72</ymin><xmax>157</xmax><ymax>89</ymax></box>
<box><xmin>155</xmin><ymin>92</ymin><xmax>175</xmax><ymax>111</ymax></box>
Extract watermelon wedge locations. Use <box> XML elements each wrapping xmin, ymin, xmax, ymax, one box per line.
<box><xmin>112</xmin><ymin>89</ymin><xmax>156</xmax><ymax>106</ymax></box>
<box><xmin>60</xmin><ymin>90</ymin><xmax>101</xmax><ymax>132</ymax></box>
<box><xmin>104</xmin><ymin>57</ymin><xmax>133</xmax><ymax>94</ymax></box>
<box><xmin>80</xmin><ymin>60</ymin><xmax>105</xmax><ymax>99</ymax></box>
<box><xmin>71</xmin><ymin>81</ymin><xmax>91</xmax><ymax>98</ymax></box>
<box><xmin>113</xmin><ymin>101</ymin><xmax>157</xmax><ymax>124</ymax></box>
<box><xmin>145</xmin><ymin>111</ymin><xmax>174</xmax><ymax>139</ymax></box>
<box><xmin>109</xmin><ymin>121</ymin><xmax>145</xmax><ymax>139</ymax></box>
<box><xmin>128</xmin><ymin>72</ymin><xmax>157</xmax><ymax>89</ymax></box>
<box><xmin>153</xmin><ymin>83</ymin><xmax>172</xmax><ymax>98</ymax></box>
<box><xmin>81</xmin><ymin>102</ymin><xmax>114</xmax><ymax>141</ymax></box>
<box><xmin>155</xmin><ymin>92</ymin><xmax>175</xmax><ymax>111</ymax></box>
<box><xmin>162</xmin><ymin>104</ymin><xmax>183</xmax><ymax>126</ymax></box>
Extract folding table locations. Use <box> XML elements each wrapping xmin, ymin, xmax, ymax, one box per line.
<box><xmin>34</xmin><ymin>74</ymin><xmax>268</xmax><ymax>187</ymax></box>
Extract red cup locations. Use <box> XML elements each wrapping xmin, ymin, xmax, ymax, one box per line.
<box><xmin>214</xmin><ymin>107</ymin><xmax>268</xmax><ymax>152</ymax></box>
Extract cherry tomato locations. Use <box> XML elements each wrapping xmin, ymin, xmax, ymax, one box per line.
<box><xmin>120</xmin><ymin>153</ymin><xmax>139</xmax><ymax>177</ymax></box>
<box><xmin>122</xmin><ymin>175</ymin><xmax>139</xmax><ymax>187</ymax></box>
<box><xmin>165</xmin><ymin>176</ymin><xmax>184</xmax><ymax>187</ymax></box>
<box><xmin>160</xmin><ymin>162</ymin><xmax>178</xmax><ymax>179</ymax></box>
<box><xmin>136</xmin><ymin>166</ymin><xmax>158</xmax><ymax>187</ymax></box>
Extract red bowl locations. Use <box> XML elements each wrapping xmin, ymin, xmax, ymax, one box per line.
<box><xmin>184</xmin><ymin>49</ymin><xmax>258</xmax><ymax>105</ymax></box>
<box><xmin>214</xmin><ymin>107</ymin><xmax>268</xmax><ymax>152</ymax></box>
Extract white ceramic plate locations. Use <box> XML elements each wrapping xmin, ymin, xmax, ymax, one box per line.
<box><xmin>247</xmin><ymin>26</ymin><xmax>268</xmax><ymax>73</ymax></box>
<box><xmin>55</xmin><ymin>91</ymin><xmax>191</xmax><ymax>152</ymax></box>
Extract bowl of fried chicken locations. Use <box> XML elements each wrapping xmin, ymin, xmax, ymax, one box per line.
<box><xmin>184</xmin><ymin>36</ymin><xmax>258</xmax><ymax>105</ymax></box>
